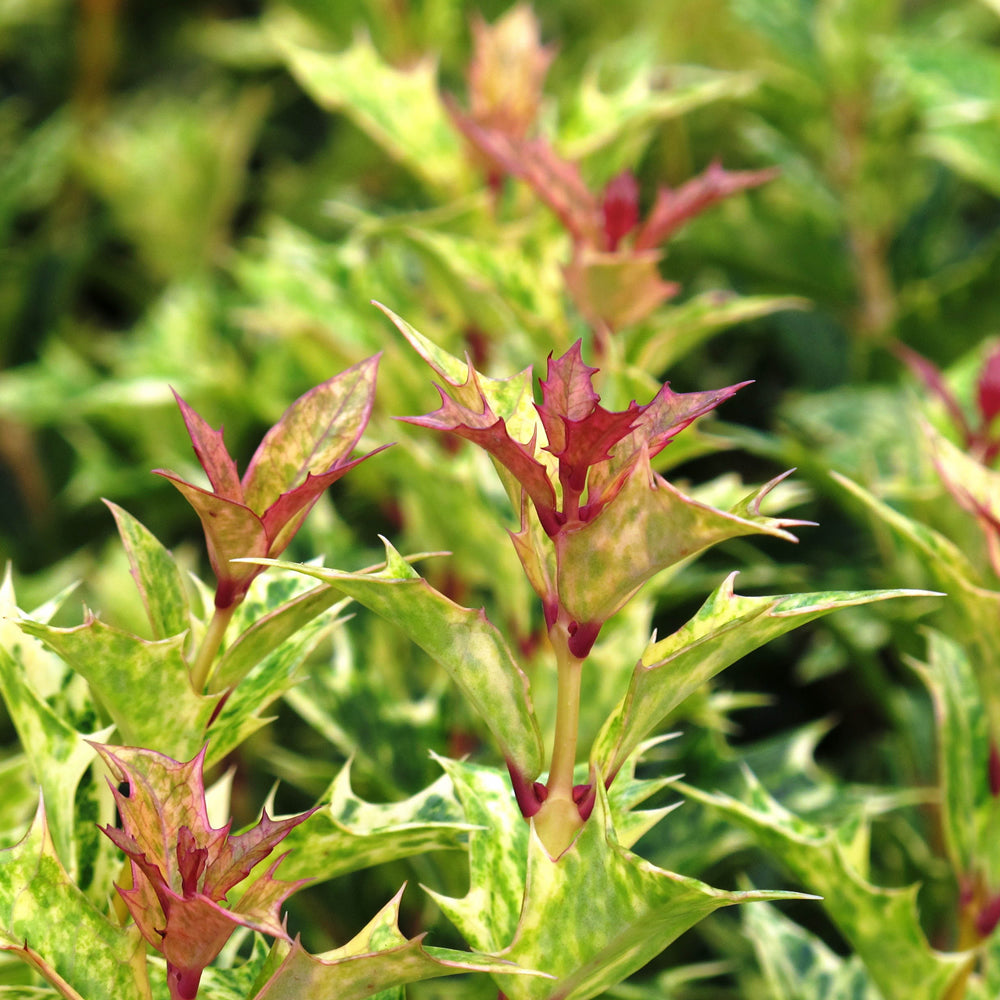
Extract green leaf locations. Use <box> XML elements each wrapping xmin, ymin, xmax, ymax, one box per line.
<box><xmin>628</xmin><ymin>292</ymin><xmax>810</xmax><ymax>373</ymax></box>
<box><xmin>211</xmin><ymin>580</ymin><xmax>349</xmax><ymax>694</ymax></box>
<box><xmin>248</xmin><ymin>887</ymin><xmax>542</xmax><ymax>999</ymax></box>
<box><xmin>0</xmin><ymin>804</ymin><xmax>148</xmax><ymax>1000</ymax></box>
<box><xmin>676</xmin><ymin>770</ymin><xmax>974</xmax><ymax>1000</ymax></box>
<box><xmin>431</xmin><ymin>759</ymin><xmax>807</xmax><ymax>1000</ymax></box>
<box><xmin>0</xmin><ymin>572</ymin><xmax>113</xmax><ymax>879</ymax></box>
<box><xmin>423</xmin><ymin>758</ymin><xmax>529</xmax><ymax>955</ymax></box>
<box><xmin>908</xmin><ymin>630</ymin><xmax>1000</xmax><ymax>883</ymax></box>
<box><xmin>276</xmin><ymin>761</ymin><xmax>473</xmax><ymax>884</ymax></box>
<box><xmin>604</xmin><ymin>737</ymin><xmax>680</xmax><ymax>851</ymax></box>
<box><xmin>730</xmin><ymin>0</ymin><xmax>820</xmax><ymax>73</ymax></box>
<box><xmin>743</xmin><ymin>900</ymin><xmax>881</xmax><ymax>1000</ymax></box>
<box><xmin>591</xmin><ymin>573</ymin><xmax>933</xmax><ymax>781</ymax></box>
<box><xmin>204</xmin><ymin>632</ymin><xmax>324</xmax><ymax>769</ymax></box>
<box><xmin>830</xmin><ymin>472</ymin><xmax>1000</xmax><ymax>731</ymax></box>
<box><xmin>18</xmin><ymin>616</ymin><xmax>219</xmax><ymax>761</ymax></box>
<box><xmin>106</xmin><ymin>502</ymin><xmax>189</xmax><ymax>641</ymax></box>
<box><xmin>562</xmin><ymin>62</ymin><xmax>759</xmax><ymax>163</ymax></box>
<box><xmin>886</xmin><ymin>38</ymin><xmax>1000</xmax><ymax>195</ymax></box>
<box><xmin>0</xmin><ymin>756</ymin><xmax>37</xmax><ymax>847</ymax></box>
<box><xmin>249</xmin><ymin>540</ymin><xmax>544</xmax><ymax>783</ymax></box>
<box><xmin>271</xmin><ymin>26</ymin><xmax>469</xmax><ymax>194</ymax></box>
<box><xmin>393</xmin><ymin>225</ymin><xmax>567</xmax><ymax>344</ymax></box>
<box><xmin>206</xmin><ymin>575</ymin><xmax>348</xmax><ymax>764</ymax></box>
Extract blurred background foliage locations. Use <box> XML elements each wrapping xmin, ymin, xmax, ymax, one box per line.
<box><xmin>2</xmin><ymin>0</ymin><xmax>1000</xmax><ymax>993</ymax></box>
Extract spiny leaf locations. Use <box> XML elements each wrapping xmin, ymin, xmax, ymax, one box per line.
<box><xmin>585</xmin><ymin>378</ymin><xmax>748</xmax><ymax>505</ymax></box>
<box><xmin>0</xmin><ymin>803</ymin><xmax>148</xmax><ymax>1000</ymax></box>
<box><xmin>155</xmin><ymin>357</ymin><xmax>382</xmax><ymax>609</ymax></box>
<box><xmin>676</xmin><ymin>770</ymin><xmax>974</xmax><ymax>1000</ymax></box>
<box><xmin>248</xmin><ymin>887</ymin><xmax>543</xmax><ymax>999</ymax></box>
<box><xmin>106</xmin><ymin>501</ymin><xmax>190</xmax><ymax>640</ymax></box>
<box><xmin>18</xmin><ymin>616</ymin><xmax>219</xmax><ymax>761</ymax></box>
<box><xmin>276</xmin><ymin>761</ymin><xmax>473</xmax><ymax>884</ymax></box>
<box><xmin>560</xmin><ymin>62</ymin><xmax>758</xmax><ymax>160</ymax></box>
<box><xmin>272</xmin><ymin>26</ymin><xmax>469</xmax><ymax>194</ymax></box>
<box><xmin>430</xmin><ymin>758</ymin><xmax>809</xmax><ymax>1000</ymax></box>
<box><xmin>0</xmin><ymin>573</ymin><xmax>114</xmax><ymax>878</ymax></box>
<box><xmin>246</xmin><ymin>541</ymin><xmax>544</xmax><ymax>783</ymax></box>
<box><xmin>591</xmin><ymin>572</ymin><xmax>936</xmax><ymax>782</ymax></box>
<box><xmin>94</xmin><ymin>744</ymin><xmax>311</xmax><ymax>1000</ymax></box>
<box><xmin>376</xmin><ymin>302</ymin><xmax>544</xmax><ymax>505</ymax></box>
<box><xmin>423</xmin><ymin>757</ymin><xmax>529</xmax><ymax>955</ymax></box>
<box><xmin>555</xmin><ymin>464</ymin><xmax>807</xmax><ymax>631</ymax></box>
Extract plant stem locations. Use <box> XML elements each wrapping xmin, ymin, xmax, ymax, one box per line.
<box><xmin>189</xmin><ymin>604</ymin><xmax>236</xmax><ymax>693</ymax></box>
<box><xmin>547</xmin><ymin>619</ymin><xmax>583</xmax><ymax>799</ymax></box>
<box><xmin>533</xmin><ymin>617</ymin><xmax>586</xmax><ymax>856</ymax></box>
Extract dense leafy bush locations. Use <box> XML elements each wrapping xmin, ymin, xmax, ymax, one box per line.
<box><xmin>2</xmin><ymin>1</ymin><xmax>1000</xmax><ymax>997</ymax></box>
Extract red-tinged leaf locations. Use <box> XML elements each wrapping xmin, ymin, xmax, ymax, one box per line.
<box><xmin>632</xmin><ymin>380</ymin><xmax>750</xmax><ymax>457</ymax></box>
<box><xmin>160</xmin><ymin>895</ymin><xmax>251</xmax><ymax>1000</ymax></box>
<box><xmin>585</xmin><ymin>380</ymin><xmax>749</xmax><ymax>510</ymax></box>
<box><xmin>536</xmin><ymin>341</ymin><xmax>643</xmax><ymax>500</ymax></box>
<box><xmin>537</xmin><ymin>341</ymin><xmax>601</xmax><ymax>429</ymax></box>
<box><xmin>402</xmin><ymin>384</ymin><xmax>558</xmax><ymax>533</ymax></box>
<box><xmin>633</xmin><ymin>161</ymin><xmax>779</xmax><ymax>250</ymax></box>
<box><xmin>228</xmin><ymin>855</ymin><xmax>303</xmax><ymax>934</ymax></box>
<box><xmin>153</xmin><ymin>473</ymin><xmax>268</xmax><ymax>606</ymax></box>
<box><xmin>242</xmin><ymin>355</ymin><xmax>381</xmax><ymax>515</ymax></box>
<box><xmin>93</xmin><ymin>743</ymin><xmax>311</xmax><ymax>1000</ymax></box>
<box><xmin>445</xmin><ymin>99</ymin><xmax>603</xmax><ymax>246</ymax></box>
<box><xmin>204</xmin><ymin>813</ymin><xmax>312</xmax><ymax>901</ymax></box>
<box><xmin>977</xmin><ymin>344</ymin><xmax>1000</xmax><ymax>427</ymax></box>
<box><xmin>601</xmin><ymin>170</ymin><xmax>640</xmax><ymax>250</ymax></box>
<box><xmin>161</xmin><ymin>363</ymin><xmax>382</xmax><ymax>610</ymax></box>
<box><xmin>556</xmin><ymin>460</ymin><xmax>805</xmax><ymax>640</ymax></box>
<box><xmin>258</xmin><ymin>450</ymin><xmax>387</xmax><ymax>560</ymax></box>
<box><xmin>896</xmin><ymin>343</ymin><xmax>971</xmax><ymax>441</ymax></box>
<box><xmin>552</xmin><ymin>405</ymin><xmax>642</xmax><ymax>499</ymax></box>
<box><xmin>171</xmin><ymin>390</ymin><xmax>244</xmax><ymax>502</ymax></box>
<box><xmin>98</xmin><ymin>746</ymin><xmax>221</xmax><ymax>888</ymax></box>
<box><xmin>563</xmin><ymin>248</ymin><xmax>679</xmax><ymax>331</ymax></box>
<box><xmin>467</xmin><ymin>4</ymin><xmax>554</xmax><ymax>140</ymax></box>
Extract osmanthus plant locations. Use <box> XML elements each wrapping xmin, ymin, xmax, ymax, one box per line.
<box><xmin>0</xmin><ymin>353</ymin><xmax>543</xmax><ymax>1000</ymax></box>
<box><xmin>249</xmin><ymin>307</ymin><xmax>929</xmax><ymax>998</ymax></box>
<box><xmin>0</xmin><ymin>313</ymin><xmax>945</xmax><ymax>1000</ymax></box>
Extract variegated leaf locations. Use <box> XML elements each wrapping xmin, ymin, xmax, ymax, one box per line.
<box><xmin>428</xmin><ymin>758</ymin><xmax>807</xmax><ymax>1000</ymax></box>
<box><xmin>246</xmin><ymin>541</ymin><xmax>544</xmax><ymax>784</ymax></box>
<box><xmin>248</xmin><ymin>887</ymin><xmax>543</xmax><ymax>999</ymax></box>
<box><xmin>276</xmin><ymin>761</ymin><xmax>473</xmax><ymax>883</ymax></box>
<box><xmin>18</xmin><ymin>616</ymin><xmax>219</xmax><ymax>761</ymax></box>
<box><xmin>591</xmin><ymin>572</ymin><xmax>934</xmax><ymax>782</ymax></box>
<box><xmin>677</xmin><ymin>770</ymin><xmax>974</xmax><ymax>1000</ymax></box>
<box><xmin>106</xmin><ymin>501</ymin><xmax>190</xmax><ymax>641</ymax></box>
<box><xmin>272</xmin><ymin>27</ymin><xmax>469</xmax><ymax>195</ymax></box>
<box><xmin>0</xmin><ymin>804</ymin><xmax>148</xmax><ymax>1000</ymax></box>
